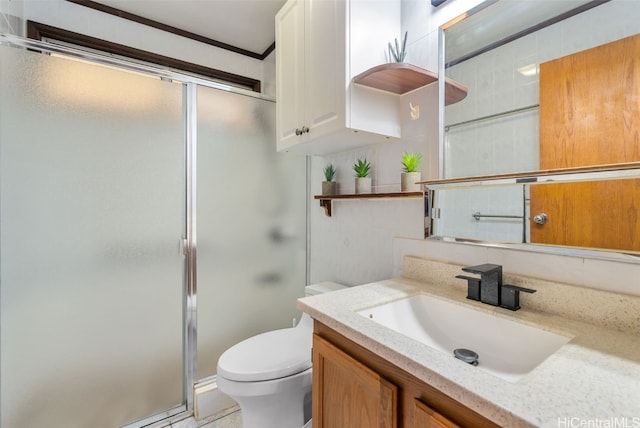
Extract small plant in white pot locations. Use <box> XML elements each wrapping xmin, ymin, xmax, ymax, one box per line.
<box><xmin>401</xmin><ymin>151</ymin><xmax>422</xmax><ymax>192</ymax></box>
<box><xmin>322</xmin><ymin>164</ymin><xmax>337</xmax><ymax>195</ymax></box>
<box><xmin>353</xmin><ymin>158</ymin><xmax>372</xmax><ymax>194</ymax></box>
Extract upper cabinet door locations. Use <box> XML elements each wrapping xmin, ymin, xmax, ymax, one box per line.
<box><xmin>276</xmin><ymin>0</ymin><xmax>345</xmax><ymax>152</ymax></box>
<box><xmin>275</xmin><ymin>0</ymin><xmax>305</xmax><ymax>150</ymax></box>
<box><xmin>304</xmin><ymin>0</ymin><xmax>346</xmax><ymax>139</ymax></box>
<box><xmin>276</xmin><ymin>0</ymin><xmax>402</xmax><ymax>154</ymax></box>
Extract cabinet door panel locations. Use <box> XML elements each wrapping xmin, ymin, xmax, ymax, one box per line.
<box><xmin>275</xmin><ymin>0</ymin><xmax>305</xmax><ymax>150</ymax></box>
<box><xmin>304</xmin><ymin>0</ymin><xmax>346</xmax><ymax>138</ymax></box>
<box><xmin>313</xmin><ymin>334</ymin><xmax>397</xmax><ymax>428</ymax></box>
<box><xmin>414</xmin><ymin>399</ymin><xmax>460</xmax><ymax>428</ymax></box>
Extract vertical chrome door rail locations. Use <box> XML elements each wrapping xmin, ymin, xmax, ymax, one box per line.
<box><xmin>184</xmin><ymin>82</ymin><xmax>198</xmax><ymax>413</ymax></box>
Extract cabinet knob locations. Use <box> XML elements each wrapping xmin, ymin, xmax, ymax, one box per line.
<box><xmin>295</xmin><ymin>126</ymin><xmax>310</xmax><ymax>136</ymax></box>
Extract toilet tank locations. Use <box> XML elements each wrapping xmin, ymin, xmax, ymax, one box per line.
<box><xmin>297</xmin><ymin>282</ymin><xmax>347</xmax><ymax>330</ymax></box>
<box><xmin>305</xmin><ymin>282</ymin><xmax>347</xmax><ymax>296</ymax></box>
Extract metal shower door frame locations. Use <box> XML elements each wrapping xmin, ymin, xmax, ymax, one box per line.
<box><xmin>0</xmin><ymin>33</ymin><xmax>275</xmax><ymax>428</ymax></box>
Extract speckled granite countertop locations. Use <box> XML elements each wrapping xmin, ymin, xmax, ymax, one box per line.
<box><xmin>298</xmin><ymin>261</ymin><xmax>640</xmax><ymax>427</ymax></box>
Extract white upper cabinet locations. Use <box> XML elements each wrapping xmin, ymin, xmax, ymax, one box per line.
<box><xmin>276</xmin><ymin>0</ymin><xmax>402</xmax><ymax>154</ymax></box>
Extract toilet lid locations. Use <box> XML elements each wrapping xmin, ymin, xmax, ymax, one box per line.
<box><xmin>217</xmin><ymin>327</ymin><xmax>312</xmax><ymax>382</ymax></box>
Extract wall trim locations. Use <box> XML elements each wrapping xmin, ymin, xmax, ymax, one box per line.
<box><xmin>65</xmin><ymin>0</ymin><xmax>276</xmax><ymax>60</ymax></box>
<box><xmin>26</xmin><ymin>20</ymin><xmax>261</xmax><ymax>92</ymax></box>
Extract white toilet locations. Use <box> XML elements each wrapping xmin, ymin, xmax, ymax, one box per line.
<box><xmin>216</xmin><ymin>282</ymin><xmax>346</xmax><ymax>428</ymax></box>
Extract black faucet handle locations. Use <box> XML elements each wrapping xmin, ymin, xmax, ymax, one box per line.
<box><xmin>461</xmin><ymin>263</ymin><xmax>502</xmax><ymax>275</ymax></box>
<box><xmin>503</xmin><ymin>284</ymin><xmax>536</xmax><ymax>294</ymax></box>
<box><xmin>455</xmin><ymin>274</ymin><xmax>481</xmax><ymax>301</ymax></box>
<box><xmin>500</xmin><ymin>284</ymin><xmax>536</xmax><ymax>311</ymax></box>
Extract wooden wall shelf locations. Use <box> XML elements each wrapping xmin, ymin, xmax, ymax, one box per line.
<box><xmin>353</xmin><ymin>63</ymin><xmax>468</xmax><ymax>105</ymax></box>
<box><xmin>314</xmin><ymin>191</ymin><xmax>423</xmax><ymax>217</ymax></box>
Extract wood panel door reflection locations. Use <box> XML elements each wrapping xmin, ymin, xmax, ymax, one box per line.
<box><xmin>531</xmin><ymin>34</ymin><xmax>640</xmax><ymax>251</ymax></box>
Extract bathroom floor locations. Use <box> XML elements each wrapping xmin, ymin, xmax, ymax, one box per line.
<box><xmin>168</xmin><ymin>410</ymin><xmax>241</xmax><ymax>428</ymax></box>
<box><xmin>171</xmin><ymin>410</ymin><xmax>312</xmax><ymax>428</ymax></box>
<box><xmin>200</xmin><ymin>411</ymin><xmax>241</xmax><ymax>428</ymax></box>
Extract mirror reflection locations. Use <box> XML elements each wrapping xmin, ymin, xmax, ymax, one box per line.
<box><xmin>429</xmin><ymin>0</ymin><xmax>640</xmax><ymax>256</ymax></box>
<box><xmin>444</xmin><ymin>0</ymin><xmax>640</xmax><ymax>177</ymax></box>
<box><xmin>428</xmin><ymin>165</ymin><xmax>640</xmax><ymax>253</ymax></box>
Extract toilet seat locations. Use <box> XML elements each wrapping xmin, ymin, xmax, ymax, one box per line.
<box><xmin>217</xmin><ymin>326</ymin><xmax>312</xmax><ymax>382</ymax></box>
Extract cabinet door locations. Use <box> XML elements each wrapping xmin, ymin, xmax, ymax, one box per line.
<box><xmin>304</xmin><ymin>0</ymin><xmax>346</xmax><ymax>140</ymax></box>
<box><xmin>313</xmin><ymin>334</ymin><xmax>397</xmax><ymax>428</ymax></box>
<box><xmin>276</xmin><ymin>0</ymin><xmax>305</xmax><ymax>150</ymax></box>
<box><xmin>414</xmin><ymin>399</ymin><xmax>460</xmax><ymax>428</ymax></box>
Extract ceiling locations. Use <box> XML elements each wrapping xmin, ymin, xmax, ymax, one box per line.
<box><xmin>92</xmin><ymin>0</ymin><xmax>288</xmax><ymax>57</ymax></box>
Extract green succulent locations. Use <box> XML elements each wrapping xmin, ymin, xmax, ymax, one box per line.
<box><xmin>323</xmin><ymin>164</ymin><xmax>336</xmax><ymax>181</ymax></box>
<box><xmin>388</xmin><ymin>31</ymin><xmax>408</xmax><ymax>63</ymax></box>
<box><xmin>353</xmin><ymin>158</ymin><xmax>372</xmax><ymax>178</ymax></box>
<box><xmin>401</xmin><ymin>152</ymin><xmax>422</xmax><ymax>173</ymax></box>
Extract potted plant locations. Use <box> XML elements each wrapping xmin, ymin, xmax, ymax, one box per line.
<box><xmin>388</xmin><ymin>31</ymin><xmax>408</xmax><ymax>63</ymax></box>
<box><xmin>401</xmin><ymin>151</ymin><xmax>422</xmax><ymax>192</ymax></box>
<box><xmin>353</xmin><ymin>158</ymin><xmax>372</xmax><ymax>194</ymax></box>
<box><xmin>322</xmin><ymin>164</ymin><xmax>337</xmax><ymax>195</ymax></box>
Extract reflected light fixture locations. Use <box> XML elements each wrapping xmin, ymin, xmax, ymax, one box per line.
<box><xmin>517</xmin><ymin>63</ymin><xmax>539</xmax><ymax>77</ymax></box>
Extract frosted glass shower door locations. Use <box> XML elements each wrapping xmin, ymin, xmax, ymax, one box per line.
<box><xmin>196</xmin><ymin>86</ymin><xmax>307</xmax><ymax>377</ymax></box>
<box><xmin>0</xmin><ymin>46</ymin><xmax>185</xmax><ymax>427</ymax></box>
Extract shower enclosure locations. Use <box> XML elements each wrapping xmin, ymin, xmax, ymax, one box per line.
<box><xmin>0</xmin><ymin>36</ymin><xmax>307</xmax><ymax>428</ymax></box>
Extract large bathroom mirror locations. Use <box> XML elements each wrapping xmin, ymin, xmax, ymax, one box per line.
<box><xmin>428</xmin><ymin>0</ymin><xmax>640</xmax><ymax>259</ymax></box>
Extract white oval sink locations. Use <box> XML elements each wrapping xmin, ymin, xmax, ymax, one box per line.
<box><xmin>357</xmin><ymin>294</ymin><xmax>572</xmax><ymax>382</ymax></box>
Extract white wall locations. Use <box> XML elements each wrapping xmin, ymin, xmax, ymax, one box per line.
<box><xmin>307</xmin><ymin>0</ymin><xmax>482</xmax><ymax>286</ymax></box>
<box><xmin>308</xmin><ymin>80</ymin><xmax>438</xmax><ymax>286</ymax></box>
<box><xmin>4</xmin><ymin>0</ymin><xmax>274</xmax><ymax>94</ymax></box>
<box><xmin>0</xmin><ymin>0</ymin><xmax>22</xmax><ymax>35</ymax></box>
<box><xmin>393</xmin><ymin>237</ymin><xmax>640</xmax><ymax>297</ymax></box>
<box><xmin>308</xmin><ymin>0</ymin><xmax>640</xmax><ymax>297</ymax></box>
<box><xmin>401</xmin><ymin>0</ymin><xmax>485</xmax><ymax>70</ymax></box>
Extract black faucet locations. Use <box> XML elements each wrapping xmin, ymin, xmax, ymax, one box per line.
<box><xmin>456</xmin><ymin>264</ymin><xmax>536</xmax><ymax>311</ymax></box>
<box><xmin>459</xmin><ymin>263</ymin><xmax>503</xmax><ymax>306</ymax></box>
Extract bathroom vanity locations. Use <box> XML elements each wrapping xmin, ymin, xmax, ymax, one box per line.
<box><xmin>313</xmin><ymin>323</ymin><xmax>497</xmax><ymax>427</ymax></box>
<box><xmin>299</xmin><ymin>257</ymin><xmax>640</xmax><ymax>427</ymax></box>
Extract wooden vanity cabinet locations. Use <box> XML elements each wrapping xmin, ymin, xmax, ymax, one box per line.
<box><xmin>312</xmin><ymin>322</ymin><xmax>499</xmax><ymax>428</ymax></box>
<box><xmin>313</xmin><ymin>333</ymin><xmax>397</xmax><ymax>428</ymax></box>
<box><xmin>413</xmin><ymin>400</ymin><xmax>460</xmax><ymax>428</ymax></box>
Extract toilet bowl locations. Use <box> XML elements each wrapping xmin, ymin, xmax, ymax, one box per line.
<box><xmin>216</xmin><ymin>282</ymin><xmax>346</xmax><ymax>428</ymax></box>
